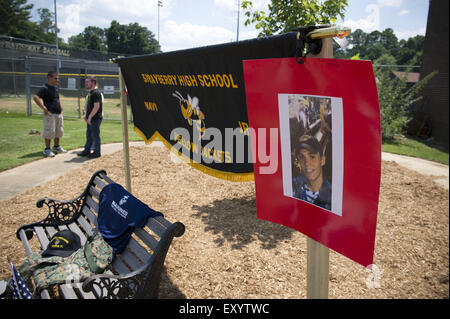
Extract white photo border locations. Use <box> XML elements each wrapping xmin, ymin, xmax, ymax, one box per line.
<box><xmin>278</xmin><ymin>93</ymin><xmax>344</xmax><ymax>216</ymax></box>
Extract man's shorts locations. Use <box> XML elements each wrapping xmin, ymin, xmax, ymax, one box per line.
<box><xmin>43</xmin><ymin>113</ymin><xmax>64</xmax><ymax>139</ymax></box>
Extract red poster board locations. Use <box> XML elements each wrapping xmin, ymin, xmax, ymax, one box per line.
<box><xmin>243</xmin><ymin>57</ymin><xmax>381</xmax><ymax>266</ymax></box>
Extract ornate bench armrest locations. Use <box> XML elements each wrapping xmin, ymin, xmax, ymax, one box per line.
<box><xmin>81</xmin><ymin>269</ymin><xmax>147</xmax><ymax>299</ymax></box>
<box><xmin>15</xmin><ymin>169</ymin><xmax>107</xmax><ymax>241</ymax></box>
<box><xmin>16</xmin><ymin>195</ymin><xmax>86</xmax><ymax>240</ymax></box>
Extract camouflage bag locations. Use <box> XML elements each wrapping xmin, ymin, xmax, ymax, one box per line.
<box><xmin>84</xmin><ymin>232</ymin><xmax>114</xmax><ymax>274</ymax></box>
<box><xmin>17</xmin><ymin>231</ymin><xmax>114</xmax><ymax>293</ymax></box>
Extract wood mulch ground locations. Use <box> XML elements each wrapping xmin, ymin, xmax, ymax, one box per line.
<box><xmin>0</xmin><ymin>145</ymin><xmax>448</xmax><ymax>298</ymax></box>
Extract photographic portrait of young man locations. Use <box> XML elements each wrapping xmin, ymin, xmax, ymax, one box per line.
<box><xmin>292</xmin><ymin>134</ymin><xmax>332</xmax><ymax>211</ymax></box>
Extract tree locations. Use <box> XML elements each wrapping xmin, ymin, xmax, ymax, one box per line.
<box><xmin>36</xmin><ymin>7</ymin><xmax>57</xmax><ymax>44</ymax></box>
<box><xmin>68</xmin><ymin>26</ymin><xmax>106</xmax><ymax>52</ymax></box>
<box><xmin>242</xmin><ymin>0</ymin><xmax>348</xmax><ymax>37</ymax></box>
<box><xmin>0</xmin><ymin>1</ymin><xmax>65</xmax><ymax>44</ymax></box>
<box><xmin>0</xmin><ymin>0</ymin><xmax>38</xmax><ymax>39</ymax></box>
<box><xmin>337</xmin><ymin>28</ymin><xmax>424</xmax><ymax>67</ymax></box>
<box><xmin>374</xmin><ymin>54</ymin><xmax>436</xmax><ymax>141</ymax></box>
<box><xmin>380</xmin><ymin>28</ymin><xmax>398</xmax><ymax>52</ymax></box>
<box><xmin>396</xmin><ymin>35</ymin><xmax>425</xmax><ymax>65</ymax></box>
<box><xmin>106</xmin><ymin>20</ymin><xmax>160</xmax><ymax>55</ymax></box>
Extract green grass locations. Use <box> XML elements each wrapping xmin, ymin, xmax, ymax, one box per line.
<box><xmin>382</xmin><ymin>135</ymin><xmax>449</xmax><ymax>165</ymax></box>
<box><xmin>0</xmin><ymin>94</ymin><xmax>124</xmax><ymax>120</ymax></box>
<box><xmin>1</xmin><ymin>109</ymin><xmax>448</xmax><ymax>171</ymax></box>
<box><xmin>0</xmin><ymin>112</ymin><xmax>142</xmax><ymax>171</ymax></box>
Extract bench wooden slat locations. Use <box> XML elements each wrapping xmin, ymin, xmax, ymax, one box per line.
<box><xmin>59</xmin><ymin>283</ymin><xmax>95</xmax><ymax>299</ymax></box>
<box><xmin>34</xmin><ymin>226</ymin><xmax>50</xmax><ymax>249</ymax></box>
<box><xmin>67</xmin><ymin>223</ymin><xmax>88</xmax><ymax>245</ymax></box>
<box><xmin>111</xmin><ymin>255</ymin><xmax>133</xmax><ymax>275</ymax></box>
<box><xmin>65</xmin><ymin>283</ymin><xmax>97</xmax><ymax>299</ymax></box>
<box><xmin>46</xmin><ymin>226</ymin><xmax>58</xmax><ymax>237</ymax></box>
<box><xmin>18</xmin><ymin>229</ymin><xmax>33</xmax><ymax>256</ymax></box>
<box><xmin>85</xmin><ymin>196</ymin><xmax>99</xmax><ymax>217</ymax></box>
<box><xmin>117</xmin><ymin>247</ymin><xmax>145</xmax><ymax>272</ymax></box>
<box><xmin>89</xmin><ymin>185</ymin><xmax>101</xmax><ymax>200</ymax></box>
<box><xmin>77</xmin><ymin>215</ymin><xmax>96</xmax><ymax>237</ymax></box>
<box><xmin>40</xmin><ymin>289</ymin><xmax>51</xmax><ymax>299</ymax></box>
<box><xmin>134</xmin><ymin>228</ymin><xmax>158</xmax><ymax>252</ymax></box>
<box><xmin>126</xmin><ymin>237</ymin><xmax>152</xmax><ymax>263</ymax></box>
<box><xmin>58</xmin><ymin>225</ymin><xmax>69</xmax><ymax>231</ymax></box>
<box><xmin>154</xmin><ymin>215</ymin><xmax>172</xmax><ymax>228</ymax></box>
<box><xmin>98</xmin><ymin>171</ymin><xmax>114</xmax><ymax>184</ymax></box>
<box><xmin>145</xmin><ymin>217</ymin><xmax>168</xmax><ymax>238</ymax></box>
<box><xmin>82</xmin><ymin>204</ymin><xmax>98</xmax><ymax>227</ymax></box>
<box><xmin>59</xmin><ymin>284</ymin><xmax>79</xmax><ymax>299</ymax></box>
<box><xmin>93</xmin><ymin>176</ymin><xmax>108</xmax><ymax>190</ymax></box>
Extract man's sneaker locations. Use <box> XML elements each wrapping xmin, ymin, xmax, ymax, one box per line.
<box><xmin>43</xmin><ymin>148</ymin><xmax>55</xmax><ymax>157</ymax></box>
<box><xmin>77</xmin><ymin>150</ymin><xmax>91</xmax><ymax>157</ymax></box>
<box><xmin>52</xmin><ymin>145</ymin><xmax>67</xmax><ymax>154</ymax></box>
<box><xmin>87</xmin><ymin>153</ymin><xmax>101</xmax><ymax>159</ymax></box>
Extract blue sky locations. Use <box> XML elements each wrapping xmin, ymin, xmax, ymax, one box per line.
<box><xmin>28</xmin><ymin>0</ymin><xmax>430</xmax><ymax>52</ymax></box>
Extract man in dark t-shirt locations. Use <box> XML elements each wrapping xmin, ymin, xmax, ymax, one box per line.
<box><xmin>33</xmin><ymin>71</ymin><xmax>67</xmax><ymax>157</ymax></box>
<box><xmin>78</xmin><ymin>76</ymin><xmax>103</xmax><ymax>158</ymax></box>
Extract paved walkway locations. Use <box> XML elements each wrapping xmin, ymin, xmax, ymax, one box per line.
<box><xmin>0</xmin><ymin>143</ymin><xmax>448</xmax><ymax>201</ymax></box>
<box><xmin>381</xmin><ymin>152</ymin><xmax>449</xmax><ymax>190</ymax></box>
<box><xmin>0</xmin><ymin>141</ymin><xmax>147</xmax><ymax>201</ymax></box>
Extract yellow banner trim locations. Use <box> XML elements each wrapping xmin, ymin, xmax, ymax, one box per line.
<box><xmin>133</xmin><ymin>126</ymin><xmax>255</xmax><ymax>182</ymax></box>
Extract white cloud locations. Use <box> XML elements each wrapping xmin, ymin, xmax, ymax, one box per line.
<box><xmin>398</xmin><ymin>9</ymin><xmax>409</xmax><ymax>16</ymax></box>
<box><xmin>214</xmin><ymin>0</ymin><xmax>238</xmax><ymax>12</ymax></box>
<box><xmin>55</xmin><ymin>0</ymin><xmax>174</xmax><ymax>41</ymax></box>
<box><xmin>377</xmin><ymin>0</ymin><xmax>403</xmax><ymax>7</ymax></box>
<box><xmin>395</xmin><ymin>27</ymin><xmax>426</xmax><ymax>40</ymax></box>
<box><xmin>56</xmin><ymin>1</ymin><xmax>86</xmax><ymax>41</ymax></box>
<box><xmin>343</xmin><ymin>4</ymin><xmax>380</xmax><ymax>33</ymax></box>
<box><xmin>161</xmin><ymin>20</ymin><xmax>235</xmax><ymax>52</ymax></box>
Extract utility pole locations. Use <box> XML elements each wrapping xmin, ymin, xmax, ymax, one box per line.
<box><xmin>54</xmin><ymin>0</ymin><xmax>59</xmax><ymax>74</ymax></box>
<box><xmin>158</xmin><ymin>0</ymin><xmax>163</xmax><ymax>43</ymax></box>
<box><xmin>236</xmin><ymin>0</ymin><xmax>240</xmax><ymax>41</ymax></box>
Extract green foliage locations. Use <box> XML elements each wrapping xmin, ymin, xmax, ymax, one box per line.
<box><xmin>35</xmin><ymin>7</ymin><xmax>60</xmax><ymax>44</ymax></box>
<box><xmin>1</xmin><ymin>0</ymin><xmax>161</xmax><ymax>55</ymax></box>
<box><xmin>106</xmin><ymin>20</ymin><xmax>161</xmax><ymax>55</ymax></box>
<box><xmin>0</xmin><ymin>0</ymin><xmax>65</xmax><ymax>44</ymax></box>
<box><xmin>336</xmin><ymin>28</ymin><xmax>425</xmax><ymax>66</ymax></box>
<box><xmin>68</xmin><ymin>26</ymin><xmax>107</xmax><ymax>52</ymax></box>
<box><xmin>374</xmin><ymin>54</ymin><xmax>437</xmax><ymax>141</ymax></box>
<box><xmin>242</xmin><ymin>0</ymin><xmax>348</xmax><ymax>37</ymax></box>
<box><xmin>0</xmin><ymin>0</ymin><xmax>36</xmax><ymax>39</ymax></box>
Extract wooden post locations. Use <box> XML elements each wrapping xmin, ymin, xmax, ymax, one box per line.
<box><xmin>118</xmin><ymin>67</ymin><xmax>132</xmax><ymax>193</ymax></box>
<box><xmin>306</xmin><ymin>37</ymin><xmax>333</xmax><ymax>299</ymax></box>
<box><xmin>307</xmin><ymin>237</ymin><xmax>330</xmax><ymax>298</ymax></box>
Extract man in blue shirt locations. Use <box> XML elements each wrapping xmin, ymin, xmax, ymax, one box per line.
<box><xmin>292</xmin><ymin>135</ymin><xmax>332</xmax><ymax>211</ymax></box>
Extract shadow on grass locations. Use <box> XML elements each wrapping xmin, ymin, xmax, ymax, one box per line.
<box><xmin>18</xmin><ymin>151</ymin><xmax>43</xmax><ymax>159</ymax></box>
<box><xmin>384</xmin><ymin>134</ymin><xmax>449</xmax><ymax>154</ymax></box>
<box><xmin>410</xmin><ymin>135</ymin><xmax>449</xmax><ymax>153</ymax></box>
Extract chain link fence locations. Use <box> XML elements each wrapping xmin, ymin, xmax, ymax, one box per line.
<box><xmin>0</xmin><ymin>35</ymin><xmax>130</xmax><ymax>121</ymax></box>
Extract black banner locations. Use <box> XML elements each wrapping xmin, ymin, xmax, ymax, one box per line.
<box><xmin>116</xmin><ymin>32</ymin><xmax>298</xmax><ymax>181</ymax></box>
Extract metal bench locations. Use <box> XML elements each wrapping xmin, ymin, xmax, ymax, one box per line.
<box><xmin>15</xmin><ymin>169</ymin><xmax>185</xmax><ymax>299</ymax></box>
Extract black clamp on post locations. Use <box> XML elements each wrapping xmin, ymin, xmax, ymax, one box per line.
<box><xmin>293</xmin><ymin>25</ymin><xmax>327</xmax><ymax>64</ymax></box>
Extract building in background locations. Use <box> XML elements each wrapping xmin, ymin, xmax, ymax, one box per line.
<box><xmin>415</xmin><ymin>0</ymin><xmax>449</xmax><ymax>144</ymax></box>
